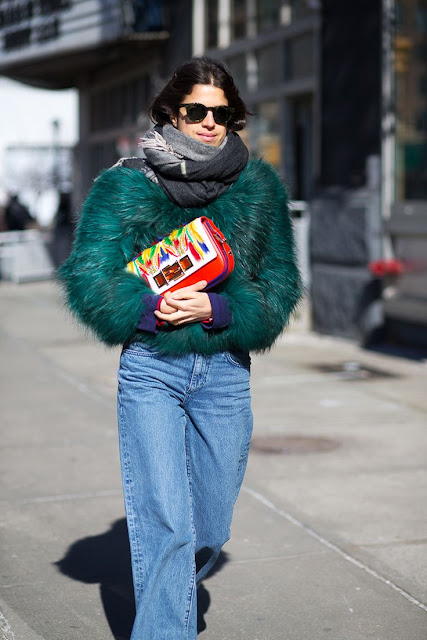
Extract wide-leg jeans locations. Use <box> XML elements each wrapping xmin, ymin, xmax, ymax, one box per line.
<box><xmin>117</xmin><ymin>342</ymin><xmax>253</xmax><ymax>640</ymax></box>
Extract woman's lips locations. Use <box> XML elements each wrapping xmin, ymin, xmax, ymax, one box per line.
<box><xmin>197</xmin><ymin>133</ymin><xmax>216</xmax><ymax>142</ymax></box>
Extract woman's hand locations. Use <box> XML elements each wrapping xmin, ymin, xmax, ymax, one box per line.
<box><xmin>155</xmin><ymin>280</ymin><xmax>212</xmax><ymax>326</ymax></box>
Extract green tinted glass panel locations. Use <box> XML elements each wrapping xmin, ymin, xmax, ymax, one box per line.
<box><xmin>395</xmin><ymin>0</ymin><xmax>427</xmax><ymax>199</ymax></box>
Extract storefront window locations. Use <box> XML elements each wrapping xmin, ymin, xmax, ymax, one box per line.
<box><xmin>133</xmin><ymin>0</ymin><xmax>164</xmax><ymax>32</ymax></box>
<box><xmin>395</xmin><ymin>0</ymin><xmax>427</xmax><ymax>199</ymax></box>
<box><xmin>251</xmin><ymin>101</ymin><xmax>281</xmax><ymax>169</ymax></box>
<box><xmin>257</xmin><ymin>44</ymin><xmax>281</xmax><ymax>87</ymax></box>
<box><xmin>290</xmin><ymin>0</ymin><xmax>319</xmax><ymax>21</ymax></box>
<box><xmin>89</xmin><ymin>141</ymin><xmax>118</xmax><ymax>177</ymax></box>
<box><xmin>89</xmin><ymin>77</ymin><xmax>149</xmax><ymax>133</ymax></box>
<box><xmin>231</xmin><ymin>0</ymin><xmax>247</xmax><ymax>40</ymax></box>
<box><xmin>227</xmin><ymin>54</ymin><xmax>247</xmax><ymax>92</ymax></box>
<box><xmin>206</xmin><ymin>0</ymin><xmax>218</xmax><ymax>49</ymax></box>
<box><xmin>284</xmin><ymin>32</ymin><xmax>314</xmax><ymax>80</ymax></box>
<box><xmin>256</xmin><ymin>0</ymin><xmax>283</xmax><ymax>32</ymax></box>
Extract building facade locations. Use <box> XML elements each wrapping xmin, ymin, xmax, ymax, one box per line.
<box><xmin>196</xmin><ymin>0</ymin><xmax>427</xmax><ymax>346</ymax></box>
<box><xmin>0</xmin><ymin>0</ymin><xmax>193</xmax><ymax>202</ymax></box>
<box><xmin>194</xmin><ymin>0</ymin><xmax>320</xmax><ymax>203</ymax></box>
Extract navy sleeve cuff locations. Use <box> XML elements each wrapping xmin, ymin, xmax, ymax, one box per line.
<box><xmin>202</xmin><ymin>293</ymin><xmax>232</xmax><ymax>330</ymax></box>
<box><xmin>137</xmin><ymin>294</ymin><xmax>161</xmax><ymax>333</ymax></box>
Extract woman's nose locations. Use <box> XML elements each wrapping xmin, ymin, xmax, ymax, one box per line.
<box><xmin>202</xmin><ymin>110</ymin><xmax>215</xmax><ymax>127</ymax></box>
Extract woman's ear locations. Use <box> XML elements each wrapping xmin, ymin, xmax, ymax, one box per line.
<box><xmin>171</xmin><ymin>114</ymin><xmax>178</xmax><ymax>128</ymax></box>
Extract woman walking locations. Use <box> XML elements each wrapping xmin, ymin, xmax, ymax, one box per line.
<box><xmin>59</xmin><ymin>56</ymin><xmax>301</xmax><ymax>639</ymax></box>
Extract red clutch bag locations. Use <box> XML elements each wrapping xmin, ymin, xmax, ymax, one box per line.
<box><xmin>126</xmin><ymin>217</ymin><xmax>234</xmax><ymax>294</ymax></box>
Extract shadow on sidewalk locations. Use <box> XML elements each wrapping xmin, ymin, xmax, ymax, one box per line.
<box><xmin>55</xmin><ymin>518</ymin><xmax>229</xmax><ymax>638</ymax></box>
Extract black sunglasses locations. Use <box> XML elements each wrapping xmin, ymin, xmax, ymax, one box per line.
<box><xmin>179</xmin><ymin>103</ymin><xmax>235</xmax><ymax>125</ymax></box>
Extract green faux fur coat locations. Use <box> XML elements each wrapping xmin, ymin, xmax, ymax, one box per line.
<box><xmin>58</xmin><ymin>158</ymin><xmax>302</xmax><ymax>354</ymax></box>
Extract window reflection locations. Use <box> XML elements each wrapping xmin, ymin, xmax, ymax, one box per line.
<box><xmin>255</xmin><ymin>0</ymin><xmax>319</xmax><ymax>31</ymax></box>
<box><xmin>257</xmin><ymin>44</ymin><xmax>281</xmax><ymax>87</ymax></box>
<box><xmin>90</xmin><ymin>77</ymin><xmax>149</xmax><ymax>132</ymax></box>
<box><xmin>290</xmin><ymin>0</ymin><xmax>319</xmax><ymax>20</ymax></box>
<box><xmin>256</xmin><ymin>0</ymin><xmax>283</xmax><ymax>32</ymax></box>
<box><xmin>133</xmin><ymin>0</ymin><xmax>164</xmax><ymax>32</ymax></box>
<box><xmin>251</xmin><ymin>101</ymin><xmax>281</xmax><ymax>169</ymax></box>
<box><xmin>395</xmin><ymin>0</ymin><xmax>427</xmax><ymax>199</ymax></box>
<box><xmin>206</xmin><ymin>0</ymin><xmax>219</xmax><ymax>49</ymax></box>
<box><xmin>227</xmin><ymin>55</ymin><xmax>247</xmax><ymax>91</ymax></box>
<box><xmin>284</xmin><ymin>32</ymin><xmax>314</xmax><ymax>80</ymax></box>
<box><xmin>230</xmin><ymin>0</ymin><xmax>319</xmax><ymax>40</ymax></box>
<box><xmin>89</xmin><ymin>141</ymin><xmax>117</xmax><ymax>178</ymax></box>
<box><xmin>231</xmin><ymin>0</ymin><xmax>247</xmax><ymax>40</ymax></box>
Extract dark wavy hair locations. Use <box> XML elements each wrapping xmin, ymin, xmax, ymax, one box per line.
<box><xmin>150</xmin><ymin>57</ymin><xmax>249</xmax><ymax>131</ymax></box>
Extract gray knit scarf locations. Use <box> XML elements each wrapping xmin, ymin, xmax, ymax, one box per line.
<box><xmin>139</xmin><ymin>123</ymin><xmax>249</xmax><ymax>208</ymax></box>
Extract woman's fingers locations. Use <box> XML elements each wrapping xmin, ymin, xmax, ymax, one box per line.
<box><xmin>154</xmin><ymin>310</ymin><xmax>194</xmax><ymax>326</ymax></box>
<box><xmin>159</xmin><ymin>297</ymin><xmax>177</xmax><ymax>314</ymax></box>
<box><xmin>154</xmin><ymin>305</ymin><xmax>211</xmax><ymax>325</ymax></box>
<box><xmin>154</xmin><ymin>309</ymin><xmax>182</xmax><ymax>324</ymax></box>
<box><xmin>170</xmin><ymin>280</ymin><xmax>207</xmax><ymax>299</ymax></box>
<box><xmin>171</xmin><ymin>293</ymin><xmax>211</xmax><ymax>315</ymax></box>
<box><xmin>154</xmin><ymin>288</ymin><xmax>212</xmax><ymax>325</ymax></box>
<box><xmin>163</xmin><ymin>298</ymin><xmax>188</xmax><ymax>311</ymax></box>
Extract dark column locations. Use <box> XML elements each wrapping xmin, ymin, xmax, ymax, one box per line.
<box><xmin>310</xmin><ymin>0</ymin><xmax>384</xmax><ymax>342</ymax></box>
<box><xmin>320</xmin><ymin>0</ymin><xmax>381</xmax><ymax>189</ymax></box>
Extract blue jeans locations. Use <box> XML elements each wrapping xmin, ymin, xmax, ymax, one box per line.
<box><xmin>117</xmin><ymin>343</ymin><xmax>253</xmax><ymax>640</ymax></box>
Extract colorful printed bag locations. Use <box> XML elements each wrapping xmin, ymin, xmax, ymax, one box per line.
<box><xmin>126</xmin><ymin>217</ymin><xmax>234</xmax><ymax>294</ymax></box>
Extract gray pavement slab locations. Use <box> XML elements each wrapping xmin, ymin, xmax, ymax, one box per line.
<box><xmin>207</xmin><ymin>489</ymin><xmax>427</xmax><ymax>640</ymax></box>
<box><xmin>1</xmin><ymin>281</ymin><xmax>426</xmax><ymax>639</ymax></box>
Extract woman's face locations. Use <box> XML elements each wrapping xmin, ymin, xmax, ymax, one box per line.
<box><xmin>172</xmin><ymin>84</ymin><xmax>229</xmax><ymax>147</ymax></box>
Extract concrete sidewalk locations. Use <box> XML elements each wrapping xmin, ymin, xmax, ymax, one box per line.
<box><xmin>0</xmin><ymin>281</ymin><xmax>426</xmax><ymax>640</ymax></box>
